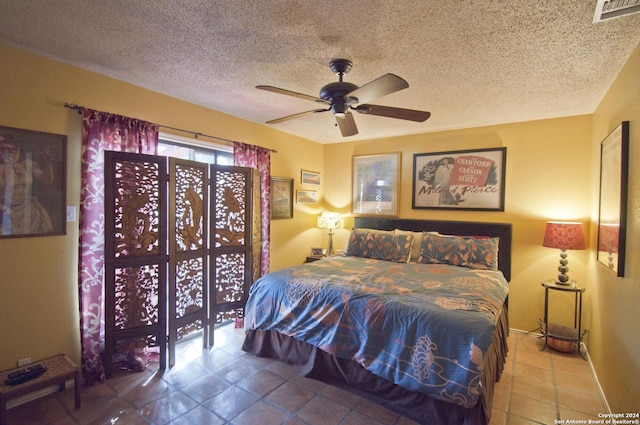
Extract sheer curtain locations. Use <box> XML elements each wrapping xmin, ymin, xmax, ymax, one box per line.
<box><xmin>233</xmin><ymin>142</ymin><xmax>271</xmax><ymax>276</ymax></box>
<box><xmin>78</xmin><ymin>109</ymin><xmax>158</xmax><ymax>384</ymax></box>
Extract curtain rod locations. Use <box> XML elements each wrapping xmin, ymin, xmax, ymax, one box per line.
<box><xmin>64</xmin><ymin>103</ymin><xmax>277</xmax><ymax>153</ymax></box>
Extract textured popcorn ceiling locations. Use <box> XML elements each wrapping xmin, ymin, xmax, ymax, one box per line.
<box><xmin>1</xmin><ymin>1</ymin><xmax>639</xmax><ymax>143</ymax></box>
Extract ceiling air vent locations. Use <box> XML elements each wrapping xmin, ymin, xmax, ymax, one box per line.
<box><xmin>593</xmin><ymin>0</ymin><xmax>640</xmax><ymax>23</ymax></box>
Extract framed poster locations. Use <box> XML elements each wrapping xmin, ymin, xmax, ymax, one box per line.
<box><xmin>412</xmin><ymin>147</ymin><xmax>506</xmax><ymax>211</ymax></box>
<box><xmin>300</xmin><ymin>169</ymin><xmax>321</xmax><ymax>186</ymax></box>
<box><xmin>597</xmin><ymin>121</ymin><xmax>629</xmax><ymax>276</ymax></box>
<box><xmin>296</xmin><ymin>190</ymin><xmax>317</xmax><ymax>204</ymax></box>
<box><xmin>352</xmin><ymin>152</ymin><xmax>400</xmax><ymax>216</ymax></box>
<box><xmin>0</xmin><ymin>126</ymin><xmax>67</xmax><ymax>238</ymax></box>
<box><xmin>270</xmin><ymin>177</ymin><xmax>293</xmax><ymax>219</ymax></box>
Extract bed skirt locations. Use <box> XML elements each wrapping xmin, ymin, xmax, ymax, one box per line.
<box><xmin>242</xmin><ymin>306</ymin><xmax>509</xmax><ymax>425</ymax></box>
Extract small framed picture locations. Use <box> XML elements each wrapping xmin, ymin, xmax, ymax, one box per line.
<box><xmin>296</xmin><ymin>190</ymin><xmax>317</xmax><ymax>204</ymax></box>
<box><xmin>310</xmin><ymin>247</ymin><xmax>325</xmax><ymax>258</ymax></box>
<box><xmin>301</xmin><ymin>169</ymin><xmax>321</xmax><ymax>186</ymax></box>
<box><xmin>270</xmin><ymin>177</ymin><xmax>293</xmax><ymax>219</ymax></box>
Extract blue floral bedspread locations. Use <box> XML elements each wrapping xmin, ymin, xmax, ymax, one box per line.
<box><xmin>244</xmin><ymin>256</ymin><xmax>509</xmax><ymax>408</ymax></box>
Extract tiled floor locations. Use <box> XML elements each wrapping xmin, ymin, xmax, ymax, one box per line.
<box><xmin>492</xmin><ymin>330</ymin><xmax>606</xmax><ymax>425</ymax></box>
<box><xmin>5</xmin><ymin>327</ymin><xmax>607</xmax><ymax>425</ymax></box>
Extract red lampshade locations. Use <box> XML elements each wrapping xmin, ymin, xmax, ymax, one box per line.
<box><xmin>598</xmin><ymin>224</ymin><xmax>619</xmax><ymax>254</ymax></box>
<box><xmin>542</xmin><ymin>222</ymin><xmax>586</xmax><ymax>251</ymax></box>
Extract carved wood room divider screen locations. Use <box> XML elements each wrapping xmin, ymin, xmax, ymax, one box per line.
<box><xmin>103</xmin><ymin>151</ymin><xmax>260</xmax><ymax>378</ymax></box>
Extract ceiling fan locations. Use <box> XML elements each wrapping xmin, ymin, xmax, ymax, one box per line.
<box><xmin>257</xmin><ymin>59</ymin><xmax>431</xmax><ymax>137</ymax></box>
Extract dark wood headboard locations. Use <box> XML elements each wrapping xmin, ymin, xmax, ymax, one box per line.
<box><xmin>354</xmin><ymin>217</ymin><xmax>512</xmax><ymax>282</ymax></box>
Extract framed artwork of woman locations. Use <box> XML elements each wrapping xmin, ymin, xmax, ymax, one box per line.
<box><xmin>0</xmin><ymin>126</ymin><xmax>67</xmax><ymax>238</ymax></box>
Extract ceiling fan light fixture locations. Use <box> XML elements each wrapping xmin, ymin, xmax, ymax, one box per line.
<box><xmin>331</xmin><ymin>102</ymin><xmax>347</xmax><ymax>117</ymax></box>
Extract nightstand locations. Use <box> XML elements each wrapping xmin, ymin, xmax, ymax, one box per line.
<box><xmin>539</xmin><ymin>280</ymin><xmax>588</xmax><ymax>360</ymax></box>
<box><xmin>305</xmin><ymin>256</ymin><xmax>323</xmax><ymax>263</ymax></box>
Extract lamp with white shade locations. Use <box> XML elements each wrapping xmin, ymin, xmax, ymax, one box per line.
<box><xmin>542</xmin><ymin>221</ymin><xmax>586</xmax><ymax>285</ymax></box>
<box><xmin>317</xmin><ymin>212</ymin><xmax>343</xmax><ymax>256</ymax></box>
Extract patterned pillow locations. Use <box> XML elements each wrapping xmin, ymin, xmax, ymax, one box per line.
<box><xmin>346</xmin><ymin>231</ymin><xmax>413</xmax><ymax>263</ymax></box>
<box><xmin>418</xmin><ymin>233</ymin><xmax>499</xmax><ymax>270</ymax></box>
<box><xmin>395</xmin><ymin>229</ymin><xmax>438</xmax><ymax>262</ymax></box>
<box><xmin>345</xmin><ymin>230</ymin><xmax>368</xmax><ymax>257</ymax></box>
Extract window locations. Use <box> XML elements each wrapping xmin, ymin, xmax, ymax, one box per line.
<box><xmin>158</xmin><ymin>132</ymin><xmax>233</xmax><ymax>165</ymax></box>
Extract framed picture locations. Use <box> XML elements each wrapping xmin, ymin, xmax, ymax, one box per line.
<box><xmin>597</xmin><ymin>121</ymin><xmax>629</xmax><ymax>276</ymax></box>
<box><xmin>412</xmin><ymin>147</ymin><xmax>506</xmax><ymax>211</ymax></box>
<box><xmin>310</xmin><ymin>247</ymin><xmax>325</xmax><ymax>258</ymax></box>
<box><xmin>296</xmin><ymin>190</ymin><xmax>317</xmax><ymax>204</ymax></box>
<box><xmin>270</xmin><ymin>177</ymin><xmax>293</xmax><ymax>219</ymax></box>
<box><xmin>0</xmin><ymin>126</ymin><xmax>67</xmax><ymax>238</ymax></box>
<box><xmin>301</xmin><ymin>169</ymin><xmax>321</xmax><ymax>186</ymax></box>
<box><xmin>352</xmin><ymin>153</ymin><xmax>400</xmax><ymax>216</ymax></box>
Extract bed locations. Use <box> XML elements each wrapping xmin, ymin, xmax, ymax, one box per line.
<box><xmin>242</xmin><ymin>217</ymin><xmax>511</xmax><ymax>424</ymax></box>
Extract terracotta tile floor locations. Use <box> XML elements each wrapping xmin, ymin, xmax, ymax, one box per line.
<box><xmin>5</xmin><ymin>327</ymin><xmax>607</xmax><ymax>424</ymax></box>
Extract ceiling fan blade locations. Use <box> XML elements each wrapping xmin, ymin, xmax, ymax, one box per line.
<box><xmin>353</xmin><ymin>104</ymin><xmax>431</xmax><ymax>122</ymax></box>
<box><xmin>336</xmin><ymin>113</ymin><xmax>358</xmax><ymax>137</ymax></box>
<box><xmin>346</xmin><ymin>74</ymin><xmax>409</xmax><ymax>104</ymax></box>
<box><xmin>256</xmin><ymin>85</ymin><xmax>329</xmax><ymax>104</ymax></box>
<box><xmin>266</xmin><ymin>108</ymin><xmax>330</xmax><ymax>124</ymax></box>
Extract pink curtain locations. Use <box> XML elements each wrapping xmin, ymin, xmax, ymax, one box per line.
<box><xmin>233</xmin><ymin>142</ymin><xmax>271</xmax><ymax>276</ymax></box>
<box><xmin>78</xmin><ymin>109</ymin><xmax>158</xmax><ymax>385</ymax></box>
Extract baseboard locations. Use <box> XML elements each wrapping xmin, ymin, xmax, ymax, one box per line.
<box><xmin>582</xmin><ymin>348</ymin><xmax>612</xmax><ymax>414</ymax></box>
<box><xmin>5</xmin><ymin>378</ymin><xmax>76</xmax><ymax>410</ymax></box>
<box><xmin>509</xmin><ymin>327</ymin><xmax>611</xmax><ymax>413</ymax></box>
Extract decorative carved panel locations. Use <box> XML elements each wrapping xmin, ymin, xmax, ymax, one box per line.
<box><xmin>176</xmin><ymin>321</ymin><xmax>202</xmax><ymax>340</ymax></box>
<box><xmin>215</xmin><ymin>253</ymin><xmax>245</xmax><ymax>304</ymax></box>
<box><xmin>217</xmin><ymin>309</ymin><xmax>243</xmax><ymax>324</ymax></box>
<box><xmin>168</xmin><ymin>158</ymin><xmax>209</xmax><ymax>365</ymax></box>
<box><xmin>174</xmin><ymin>256</ymin><xmax>205</xmax><ymax>340</ymax></box>
<box><xmin>174</xmin><ymin>163</ymin><xmax>206</xmax><ymax>252</ymax></box>
<box><xmin>175</xmin><ymin>257</ymin><xmax>204</xmax><ymax>317</ymax></box>
<box><xmin>214</xmin><ymin>170</ymin><xmax>246</xmax><ymax>247</ymax></box>
<box><xmin>113</xmin><ymin>264</ymin><xmax>161</xmax><ymax>329</ymax></box>
<box><xmin>210</xmin><ymin>166</ymin><xmax>255</xmax><ymax>328</ymax></box>
<box><xmin>104</xmin><ymin>151</ymin><xmax>167</xmax><ymax>379</ymax></box>
<box><xmin>112</xmin><ymin>160</ymin><xmax>161</xmax><ymax>257</ymax></box>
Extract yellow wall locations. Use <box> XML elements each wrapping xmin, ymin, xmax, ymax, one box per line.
<box><xmin>0</xmin><ymin>44</ymin><xmax>323</xmax><ymax>370</ymax></box>
<box><xmin>589</xmin><ymin>42</ymin><xmax>640</xmax><ymax>411</ymax></box>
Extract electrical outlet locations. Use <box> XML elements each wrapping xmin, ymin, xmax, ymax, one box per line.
<box><xmin>66</xmin><ymin>206</ymin><xmax>76</xmax><ymax>222</ymax></box>
<box><xmin>17</xmin><ymin>357</ymin><xmax>31</xmax><ymax>367</ymax></box>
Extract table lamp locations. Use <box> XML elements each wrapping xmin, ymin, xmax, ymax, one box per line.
<box><xmin>317</xmin><ymin>212</ymin><xmax>343</xmax><ymax>256</ymax></box>
<box><xmin>543</xmin><ymin>221</ymin><xmax>586</xmax><ymax>284</ymax></box>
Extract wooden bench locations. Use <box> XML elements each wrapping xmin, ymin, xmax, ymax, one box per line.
<box><xmin>0</xmin><ymin>354</ymin><xmax>80</xmax><ymax>425</ymax></box>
